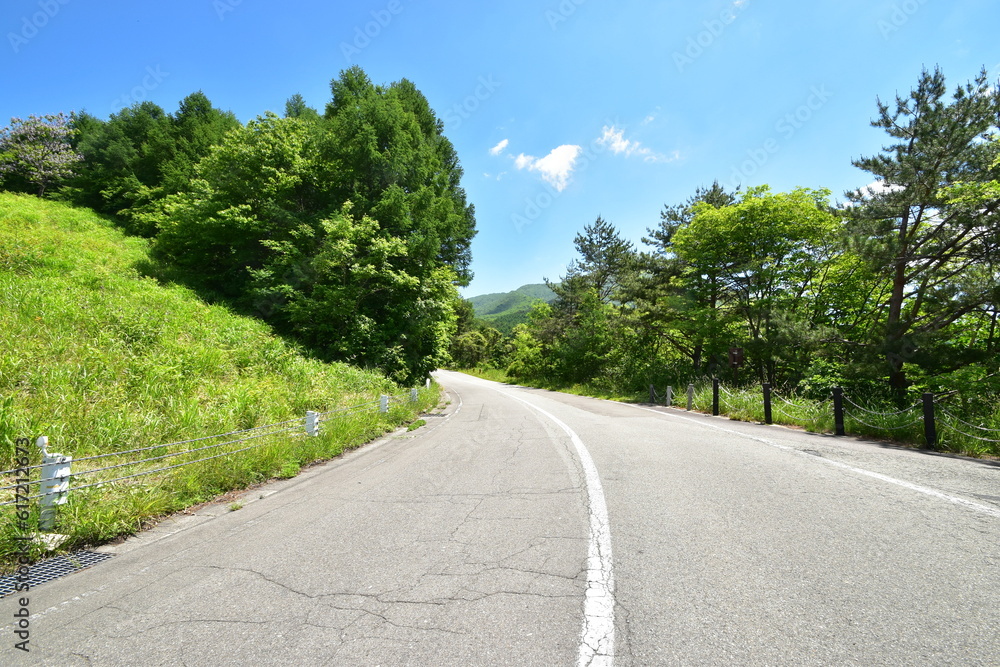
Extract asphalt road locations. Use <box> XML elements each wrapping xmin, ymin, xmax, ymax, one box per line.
<box><xmin>4</xmin><ymin>370</ymin><xmax>1000</xmax><ymax>665</ymax></box>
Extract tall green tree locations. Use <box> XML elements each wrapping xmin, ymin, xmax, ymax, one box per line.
<box><xmin>645</xmin><ymin>180</ymin><xmax>739</xmax><ymax>251</ymax></box>
<box><xmin>318</xmin><ymin>67</ymin><xmax>476</xmax><ymax>285</ymax></box>
<box><xmin>635</xmin><ymin>182</ymin><xmax>742</xmax><ymax>373</ymax></box>
<box><xmin>670</xmin><ymin>186</ymin><xmax>841</xmax><ymax>384</ymax></box>
<box><xmin>518</xmin><ymin>218</ymin><xmax>634</xmax><ymax>385</ymax></box>
<box><xmin>284</xmin><ymin>93</ymin><xmax>320</xmax><ymax>122</ymax></box>
<box><xmin>560</xmin><ymin>215</ymin><xmax>634</xmax><ymax>303</ymax></box>
<box><xmin>160</xmin><ymin>91</ymin><xmax>241</xmax><ymax>195</ymax></box>
<box><xmin>253</xmin><ymin>204</ymin><xmax>461</xmax><ymax>383</ymax></box>
<box><xmin>72</xmin><ymin>101</ymin><xmax>174</xmax><ymax>231</ymax></box>
<box><xmin>847</xmin><ymin>67</ymin><xmax>1000</xmax><ymax>396</ymax></box>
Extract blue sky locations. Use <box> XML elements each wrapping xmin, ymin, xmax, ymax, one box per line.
<box><xmin>3</xmin><ymin>0</ymin><xmax>999</xmax><ymax>297</ymax></box>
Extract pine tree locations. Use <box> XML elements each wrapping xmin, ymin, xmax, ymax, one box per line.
<box><xmin>847</xmin><ymin>67</ymin><xmax>1000</xmax><ymax>396</ymax></box>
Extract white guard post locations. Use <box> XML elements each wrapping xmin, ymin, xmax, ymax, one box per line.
<box><xmin>37</xmin><ymin>436</ymin><xmax>72</xmax><ymax>532</ymax></box>
<box><xmin>306</xmin><ymin>411</ymin><xmax>320</xmax><ymax>437</ymax></box>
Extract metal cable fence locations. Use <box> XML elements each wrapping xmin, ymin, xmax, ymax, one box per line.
<box><xmin>770</xmin><ymin>391</ymin><xmax>814</xmax><ymax>421</ymax></box>
<box><xmin>842</xmin><ymin>395</ymin><xmax>922</xmax><ymax>418</ymax></box>
<box><xmin>844</xmin><ymin>412</ymin><xmax>924</xmax><ymax>432</ymax></box>
<box><xmin>14</xmin><ymin>425</ymin><xmax>305</xmax><ymax>503</ymax></box>
<box><xmin>1</xmin><ymin>387</ymin><xmax>431</xmax><ymax>513</ymax></box>
<box><xmin>649</xmin><ymin>380</ymin><xmax>1000</xmax><ymax>453</ymax></box>
<box><xmin>937</xmin><ymin>407</ymin><xmax>1000</xmax><ymax>444</ymax></box>
<box><xmin>841</xmin><ymin>394</ymin><xmax>924</xmax><ymax>432</ymax></box>
<box><xmin>0</xmin><ymin>419</ymin><xmax>308</xmax><ymax>494</ymax></box>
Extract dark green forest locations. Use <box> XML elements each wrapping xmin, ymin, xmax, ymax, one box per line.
<box><xmin>453</xmin><ymin>68</ymin><xmax>1000</xmax><ymax>428</ymax></box>
<box><xmin>0</xmin><ymin>67</ymin><xmax>476</xmax><ymax>384</ymax></box>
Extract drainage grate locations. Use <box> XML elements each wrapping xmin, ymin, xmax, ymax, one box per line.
<box><xmin>0</xmin><ymin>551</ymin><xmax>114</xmax><ymax>598</ymax></box>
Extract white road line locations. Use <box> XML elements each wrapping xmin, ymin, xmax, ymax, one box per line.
<box><xmin>500</xmin><ymin>391</ymin><xmax>615</xmax><ymax>667</ymax></box>
<box><xmin>624</xmin><ymin>404</ymin><xmax>1000</xmax><ymax>520</ymax></box>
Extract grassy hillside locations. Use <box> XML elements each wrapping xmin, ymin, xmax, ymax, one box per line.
<box><xmin>0</xmin><ymin>193</ymin><xmax>436</xmax><ymax>566</ymax></box>
<box><xmin>469</xmin><ymin>283</ymin><xmax>555</xmax><ymax>333</ymax></box>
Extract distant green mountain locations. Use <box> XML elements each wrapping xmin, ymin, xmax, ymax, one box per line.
<box><xmin>468</xmin><ymin>283</ymin><xmax>556</xmax><ymax>334</ymax></box>
<box><xmin>469</xmin><ymin>283</ymin><xmax>556</xmax><ymax>315</ymax></box>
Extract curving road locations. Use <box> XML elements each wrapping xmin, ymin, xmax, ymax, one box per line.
<box><xmin>4</xmin><ymin>370</ymin><xmax>1000</xmax><ymax>665</ymax></box>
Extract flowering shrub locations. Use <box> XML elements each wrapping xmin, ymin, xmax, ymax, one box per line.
<box><xmin>0</xmin><ymin>113</ymin><xmax>83</xmax><ymax>196</ymax></box>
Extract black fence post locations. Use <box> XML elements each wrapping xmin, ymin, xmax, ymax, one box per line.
<box><xmin>763</xmin><ymin>383</ymin><xmax>772</xmax><ymax>425</ymax></box>
<box><xmin>922</xmin><ymin>393</ymin><xmax>937</xmax><ymax>449</ymax></box>
<box><xmin>833</xmin><ymin>387</ymin><xmax>845</xmax><ymax>436</ymax></box>
<box><xmin>649</xmin><ymin>384</ymin><xmax>655</xmax><ymax>404</ymax></box>
<box><xmin>712</xmin><ymin>378</ymin><xmax>720</xmax><ymax>416</ymax></box>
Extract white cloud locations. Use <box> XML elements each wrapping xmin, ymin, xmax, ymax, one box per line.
<box><xmin>514</xmin><ymin>145</ymin><xmax>582</xmax><ymax>192</ymax></box>
<box><xmin>861</xmin><ymin>179</ymin><xmax>904</xmax><ymax>196</ymax></box>
<box><xmin>597</xmin><ymin>125</ymin><xmax>679</xmax><ymax>163</ymax></box>
<box><xmin>843</xmin><ymin>179</ymin><xmax>905</xmax><ymax>206</ymax></box>
<box><xmin>489</xmin><ymin>139</ymin><xmax>509</xmax><ymax>156</ymax></box>
<box><xmin>598</xmin><ymin>125</ymin><xmax>639</xmax><ymax>156</ymax></box>
<box><xmin>513</xmin><ymin>153</ymin><xmax>534</xmax><ymax>170</ymax></box>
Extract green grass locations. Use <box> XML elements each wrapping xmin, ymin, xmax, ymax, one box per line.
<box><xmin>0</xmin><ymin>193</ymin><xmax>439</xmax><ymax>569</ymax></box>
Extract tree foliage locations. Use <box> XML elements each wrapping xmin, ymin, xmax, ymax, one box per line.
<box><xmin>317</xmin><ymin>67</ymin><xmax>476</xmax><ymax>285</ymax></box>
<box><xmin>154</xmin><ymin>112</ymin><xmax>318</xmax><ymax>296</ymax></box>
<box><xmin>561</xmin><ymin>215</ymin><xmax>634</xmax><ymax>303</ymax></box>
<box><xmin>68</xmin><ymin>93</ymin><xmax>239</xmax><ymax>235</ymax></box>
<box><xmin>846</xmin><ymin>66</ymin><xmax>1000</xmax><ymax>396</ymax></box>
<box><xmin>149</xmin><ymin>71</ymin><xmax>476</xmax><ymax>383</ymax></box>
